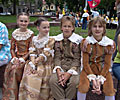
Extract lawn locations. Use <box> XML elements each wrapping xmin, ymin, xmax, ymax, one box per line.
<box><xmin>8</xmin><ymin>26</ymin><xmax>116</xmax><ymax>40</ymax></box>
<box><xmin>0</xmin><ymin>15</ymin><xmax>52</xmax><ymax>24</ymax></box>
<box><xmin>0</xmin><ymin>15</ymin><xmax>116</xmax><ymax>39</ymax></box>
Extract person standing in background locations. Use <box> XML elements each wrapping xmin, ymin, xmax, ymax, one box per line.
<box><xmin>112</xmin><ymin>0</ymin><xmax>120</xmax><ymax>60</ymax></box>
<box><xmin>90</xmin><ymin>8</ymin><xmax>99</xmax><ymax>18</ymax></box>
<box><xmin>82</xmin><ymin>10</ymin><xmax>89</xmax><ymax>30</ymax></box>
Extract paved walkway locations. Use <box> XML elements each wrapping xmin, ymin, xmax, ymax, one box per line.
<box><xmin>5</xmin><ymin>21</ymin><xmax>61</xmax><ymax>29</ymax></box>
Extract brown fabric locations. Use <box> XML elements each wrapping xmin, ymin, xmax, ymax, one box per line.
<box><xmin>18</xmin><ymin>38</ymin><xmax>55</xmax><ymax>100</ymax></box>
<box><xmin>54</xmin><ymin>39</ymin><xmax>81</xmax><ymax>72</ymax></box>
<box><xmin>49</xmin><ymin>38</ymin><xmax>81</xmax><ymax>99</ymax></box>
<box><xmin>49</xmin><ymin>73</ymin><xmax>79</xmax><ymax>100</ymax></box>
<box><xmin>2</xmin><ymin>34</ymin><xmax>33</xmax><ymax>100</ymax></box>
<box><xmin>2</xmin><ymin>62</ymin><xmax>25</xmax><ymax>100</ymax></box>
<box><xmin>78</xmin><ymin>39</ymin><xmax>116</xmax><ymax>96</ymax></box>
<box><xmin>11</xmin><ymin>34</ymin><xmax>34</xmax><ymax>59</ymax></box>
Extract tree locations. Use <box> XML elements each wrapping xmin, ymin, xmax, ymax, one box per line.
<box><xmin>97</xmin><ymin>0</ymin><xmax>116</xmax><ymax>16</ymax></box>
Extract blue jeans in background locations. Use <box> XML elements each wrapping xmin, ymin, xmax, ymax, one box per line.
<box><xmin>112</xmin><ymin>63</ymin><xmax>120</xmax><ymax>80</ymax></box>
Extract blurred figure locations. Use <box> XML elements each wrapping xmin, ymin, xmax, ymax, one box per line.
<box><xmin>56</xmin><ymin>6</ymin><xmax>61</xmax><ymax>20</ymax></box>
<box><xmin>105</xmin><ymin>16</ymin><xmax>110</xmax><ymax>29</ymax></box>
<box><xmin>90</xmin><ymin>8</ymin><xmax>99</xmax><ymax>18</ymax></box>
<box><xmin>62</xmin><ymin>8</ymin><xmax>65</xmax><ymax>16</ymax></box>
<box><xmin>75</xmin><ymin>14</ymin><xmax>81</xmax><ymax>27</ymax></box>
<box><xmin>112</xmin><ymin>0</ymin><xmax>120</xmax><ymax>60</ymax></box>
<box><xmin>82</xmin><ymin>10</ymin><xmax>89</xmax><ymax>30</ymax></box>
<box><xmin>110</xmin><ymin>17</ymin><xmax>117</xmax><ymax>29</ymax></box>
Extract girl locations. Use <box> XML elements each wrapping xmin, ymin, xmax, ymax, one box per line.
<box><xmin>49</xmin><ymin>16</ymin><xmax>83</xmax><ymax>100</ymax></box>
<box><xmin>18</xmin><ymin>17</ymin><xmax>55</xmax><ymax>100</ymax></box>
<box><xmin>2</xmin><ymin>12</ymin><xmax>34</xmax><ymax>100</ymax></box>
<box><xmin>77</xmin><ymin>17</ymin><xmax>116</xmax><ymax>100</ymax></box>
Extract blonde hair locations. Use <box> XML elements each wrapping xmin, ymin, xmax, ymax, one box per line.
<box><xmin>88</xmin><ymin>17</ymin><xmax>106</xmax><ymax>36</ymax></box>
<box><xmin>60</xmin><ymin>16</ymin><xmax>75</xmax><ymax>32</ymax></box>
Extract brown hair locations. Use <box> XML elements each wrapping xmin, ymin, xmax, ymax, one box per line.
<box><xmin>34</xmin><ymin>17</ymin><xmax>48</xmax><ymax>27</ymax></box>
<box><xmin>88</xmin><ymin>17</ymin><xmax>106</xmax><ymax>36</ymax></box>
<box><xmin>17</xmin><ymin>12</ymin><xmax>29</xmax><ymax>19</ymax></box>
<box><xmin>61</xmin><ymin>16</ymin><xmax>75</xmax><ymax>32</ymax></box>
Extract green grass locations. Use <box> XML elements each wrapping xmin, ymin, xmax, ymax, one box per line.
<box><xmin>1</xmin><ymin>15</ymin><xmax>116</xmax><ymax>39</ymax></box>
<box><xmin>0</xmin><ymin>15</ymin><xmax>17</xmax><ymax>23</ymax></box>
<box><xmin>8</xmin><ymin>26</ymin><xmax>116</xmax><ymax>40</ymax></box>
<box><xmin>0</xmin><ymin>15</ymin><xmax>116</xmax><ymax>39</ymax></box>
<box><xmin>0</xmin><ymin>15</ymin><xmax>52</xmax><ymax>24</ymax></box>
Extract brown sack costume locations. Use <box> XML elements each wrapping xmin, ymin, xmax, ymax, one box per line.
<box><xmin>78</xmin><ymin>36</ymin><xmax>116</xmax><ymax>96</ymax></box>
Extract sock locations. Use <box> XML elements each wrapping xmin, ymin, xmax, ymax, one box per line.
<box><xmin>77</xmin><ymin>91</ymin><xmax>86</xmax><ymax>100</ymax></box>
<box><xmin>105</xmin><ymin>96</ymin><xmax>115</xmax><ymax>100</ymax></box>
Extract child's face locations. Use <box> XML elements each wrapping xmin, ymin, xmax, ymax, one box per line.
<box><xmin>91</xmin><ymin>21</ymin><xmax>104</xmax><ymax>41</ymax></box>
<box><xmin>37</xmin><ymin>21</ymin><xmax>50</xmax><ymax>37</ymax></box>
<box><xmin>17</xmin><ymin>15</ymin><xmax>29</xmax><ymax>30</ymax></box>
<box><xmin>61</xmin><ymin>20</ymin><xmax>74</xmax><ymax>38</ymax></box>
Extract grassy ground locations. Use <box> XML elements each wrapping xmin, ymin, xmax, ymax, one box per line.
<box><xmin>8</xmin><ymin>26</ymin><xmax>116</xmax><ymax>40</ymax></box>
<box><xmin>0</xmin><ymin>15</ymin><xmax>52</xmax><ymax>24</ymax></box>
<box><xmin>0</xmin><ymin>15</ymin><xmax>116</xmax><ymax>39</ymax></box>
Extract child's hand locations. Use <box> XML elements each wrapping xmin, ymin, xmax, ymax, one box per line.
<box><xmin>81</xmin><ymin>39</ymin><xmax>89</xmax><ymax>52</ymax></box>
<box><xmin>35</xmin><ymin>56</ymin><xmax>44</xmax><ymax>64</ymax></box>
<box><xmin>92</xmin><ymin>80</ymin><xmax>97</xmax><ymax>90</ymax></box>
<box><xmin>62</xmin><ymin>72</ymin><xmax>71</xmax><ymax>85</ymax></box>
<box><xmin>92</xmin><ymin>80</ymin><xmax>102</xmax><ymax>95</ymax></box>
<box><xmin>14</xmin><ymin>58</ymin><xmax>20</xmax><ymax>66</ymax></box>
<box><xmin>92</xmin><ymin>88</ymin><xmax>102</xmax><ymax>95</ymax></box>
<box><xmin>44</xmin><ymin>51</ymin><xmax>51</xmax><ymax>57</ymax></box>
<box><xmin>57</xmin><ymin>69</ymin><xmax>65</xmax><ymax>87</ymax></box>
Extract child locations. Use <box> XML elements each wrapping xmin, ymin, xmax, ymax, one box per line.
<box><xmin>2</xmin><ymin>12</ymin><xmax>34</xmax><ymax>100</ymax></box>
<box><xmin>18</xmin><ymin>17</ymin><xmax>55</xmax><ymax>100</ymax></box>
<box><xmin>49</xmin><ymin>16</ymin><xmax>83</xmax><ymax>100</ymax></box>
<box><xmin>77</xmin><ymin>17</ymin><xmax>116</xmax><ymax>100</ymax></box>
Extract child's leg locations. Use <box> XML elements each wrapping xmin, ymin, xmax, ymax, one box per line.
<box><xmin>49</xmin><ymin>73</ymin><xmax>66</xmax><ymax>100</ymax></box>
<box><xmin>78</xmin><ymin>71</ymin><xmax>90</xmax><ymax>93</ymax></box>
<box><xmin>105</xmin><ymin>96</ymin><xmax>115</xmax><ymax>100</ymax></box>
<box><xmin>103</xmin><ymin>72</ymin><xmax>116</xmax><ymax>100</ymax></box>
<box><xmin>77</xmin><ymin>91</ymin><xmax>86</xmax><ymax>100</ymax></box>
<box><xmin>65</xmin><ymin>75</ymin><xmax>80</xmax><ymax>99</ymax></box>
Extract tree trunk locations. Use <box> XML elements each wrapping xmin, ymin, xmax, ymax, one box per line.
<box><xmin>13</xmin><ymin>0</ymin><xmax>16</xmax><ymax>15</ymax></box>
